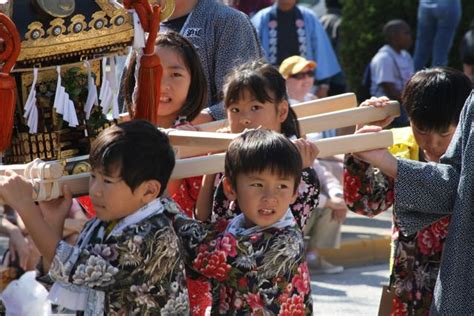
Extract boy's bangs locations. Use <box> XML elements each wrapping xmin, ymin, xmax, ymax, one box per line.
<box><xmin>232</xmin><ymin>139</ymin><xmax>301</xmax><ymax>191</ymax></box>
<box><xmin>89</xmin><ymin>139</ymin><xmax>124</xmax><ymax>176</ymax></box>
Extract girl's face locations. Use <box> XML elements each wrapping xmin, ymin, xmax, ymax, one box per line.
<box><xmin>226</xmin><ymin>89</ymin><xmax>289</xmax><ymax>133</ymax></box>
<box><xmin>157</xmin><ymin>46</ymin><xmax>191</xmax><ymax>120</ymax></box>
<box><xmin>411</xmin><ymin>123</ymin><xmax>457</xmax><ymax>162</ymax></box>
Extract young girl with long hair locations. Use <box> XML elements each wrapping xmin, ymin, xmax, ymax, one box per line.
<box><xmin>122</xmin><ymin>31</ymin><xmax>207</xmax><ymax>219</ymax></box>
<box><xmin>195</xmin><ymin>60</ymin><xmax>320</xmax><ymax>230</ymax></box>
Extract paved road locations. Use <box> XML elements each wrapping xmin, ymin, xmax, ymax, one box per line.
<box><xmin>312</xmin><ymin>263</ymin><xmax>390</xmax><ymax>315</ymax></box>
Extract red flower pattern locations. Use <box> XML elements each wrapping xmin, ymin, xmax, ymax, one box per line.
<box><xmin>344</xmin><ymin>154</ymin><xmax>450</xmax><ymax>315</ymax></box>
<box><xmin>291</xmin><ymin>263</ymin><xmax>311</xmax><ymax>295</ymax></box>
<box><xmin>278</xmin><ymin>294</ymin><xmax>306</xmax><ymax>316</ymax></box>
<box><xmin>217</xmin><ymin>233</ymin><xmax>238</xmax><ymax>257</ymax></box>
<box><xmin>193</xmin><ymin>250</ymin><xmax>231</xmax><ymax>282</ymax></box>
<box><xmin>187</xmin><ymin>278</ymin><xmax>212</xmax><ymax>316</ymax></box>
<box><xmin>246</xmin><ymin>293</ymin><xmax>264</xmax><ymax>312</ymax></box>
<box><xmin>344</xmin><ymin>172</ymin><xmax>362</xmax><ymax>203</ymax></box>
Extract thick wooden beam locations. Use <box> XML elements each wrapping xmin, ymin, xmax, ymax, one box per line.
<box><xmin>0</xmin><ymin>131</ymin><xmax>393</xmax><ymax>202</ymax></box>
<box><xmin>174</xmin><ymin>102</ymin><xmax>399</xmax><ymax>158</ymax></box>
<box><xmin>166</xmin><ymin>130</ymin><xmax>239</xmax><ymax>147</ymax></box>
<box><xmin>299</xmin><ymin>101</ymin><xmax>399</xmax><ymax>134</ymax></box>
<box><xmin>196</xmin><ymin>93</ymin><xmax>357</xmax><ymax>132</ymax></box>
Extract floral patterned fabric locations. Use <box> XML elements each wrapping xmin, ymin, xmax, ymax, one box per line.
<box><xmin>170</xmin><ymin>117</ymin><xmax>203</xmax><ymax>219</ymax></box>
<box><xmin>173</xmin><ymin>213</ymin><xmax>313</xmax><ymax>315</ymax></box>
<box><xmin>211</xmin><ymin>167</ymin><xmax>320</xmax><ymax>230</ymax></box>
<box><xmin>49</xmin><ymin>198</ymin><xmax>189</xmax><ymax>315</ymax></box>
<box><xmin>169</xmin><ymin>117</ymin><xmax>210</xmax><ymax>315</ymax></box>
<box><xmin>344</xmin><ymin>152</ymin><xmax>450</xmax><ymax>316</ymax></box>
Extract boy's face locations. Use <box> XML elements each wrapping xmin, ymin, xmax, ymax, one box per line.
<box><xmin>89</xmin><ymin>166</ymin><xmax>153</xmax><ymax>221</ymax></box>
<box><xmin>411</xmin><ymin>123</ymin><xmax>457</xmax><ymax>162</ymax></box>
<box><xmin>223</xmin><ymin>169</ymin><xmax>298</xmax><ymax>228</ymax></box>
<box><xmin>395</xmin><ymin>26</ymin><xmax>412</xmax><ymax>50</ymax></box>
<box><xmin>226</xmin><ymin>89</ymin><xmax>288</xmax><ymax>134</ymax></box>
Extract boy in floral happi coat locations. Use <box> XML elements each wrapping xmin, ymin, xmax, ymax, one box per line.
<box><xmin>174</xmin><ymin>129</ymin><xmax>314</xmax><ymax>315</ymax></box>
<box><xmin>0</xmin><ymin>120</ymin><xmax>189</xmax><ymax>315</ymax></box>
<box><xmin>343</xmin><ymin>68</ymin><xmax>472</xmax><ymax>315</ymax></box>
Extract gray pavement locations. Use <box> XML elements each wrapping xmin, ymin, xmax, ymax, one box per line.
<box><xmin>312</xmin><ymin>263</ymin><xmax>390</xmax><ymax>315</ymax></box>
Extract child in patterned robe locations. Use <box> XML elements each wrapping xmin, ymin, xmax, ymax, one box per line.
<box><xmin>175</xmin><ymin>129</ymin><xmax>314</xmax><ymax>315</ymax></box>
<box><xmin>0</xmin><ymin>120</ymin><xmax>189</xmax><ymax>315</ymax></box>
<box><xmin>344</xmin><ymin>68</ymin><xmax>472</xmax><ymax>315</ymax></box>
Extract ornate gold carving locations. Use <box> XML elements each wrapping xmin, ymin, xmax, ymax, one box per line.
<box><xmin>95</xmin><ymin>0</ymin><xmax>123</xmax><ymax>18</ymax></box>
<box><xmin>35</xmin><ymin>0</ymin><xmax>76</xmax><ymax>18</ymax></box>
<box><xmin>18</xmin><ymin>6</ymin><xmax>134</xmax><ymax>65</ymax></box>
<box><xmin>47</xmin><ymin>18</ymin><xmax>67</xmax><ymax>37</ymax></box>
<box><xmin>25</xmin><ymin>22</ymin><xmax>46</xmax><ymax>41</ymax></box>
<box><xmin>67</xmin><ymin>15</ymin><xmax>87</xmax><ymax>34</ymax></box>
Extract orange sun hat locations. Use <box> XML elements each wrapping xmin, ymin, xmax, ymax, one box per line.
<box><xmin>279</xmin><ymin>55</ymin><xmax>317</xmax><ymax>79</ymax></box>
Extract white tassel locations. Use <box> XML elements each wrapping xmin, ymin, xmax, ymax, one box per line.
<box><xmin>131</xmin><ymin>10</ymin><xmax>146</xmax><ymax>49</ymax></box>
<box><xmin>52</xmin><ymin>66</ymin><xmax>80</xmax><ymax>128</ymax></box>
<box><xmin>109</xmin><ymin>57</ymin><xmax>119</xmax><ymax>119</ymax></box>
<box><xmin>83</xmin><ymin>61</ymin><xmax>98</xmax><ymax>119</ymax></box>
<box><xmin>99</xmin><ymin>57</ymin><xmax>120</xmax><ymax>119</ymax></box>
<box><xmin>23</xmin><ymin>68</ymin><xmax>39</xmax><ymax>134</ymax></box>
<box><xmin>53</xmin><ymin>66</ymin><xmax>64</xmax><ymax>115</ymax></box>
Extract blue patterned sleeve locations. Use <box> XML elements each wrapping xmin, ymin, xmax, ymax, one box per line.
<box><xmin>394</xmin><ymin>93</ymin><xmax>472</xmax><ymax>235</ymax></box>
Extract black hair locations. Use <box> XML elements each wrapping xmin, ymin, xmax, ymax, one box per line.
<box><xmin>223</xmin><ymin>60</ymin><xmax>301</xmax><ymax>138</ymax></box>
<box><xmin>89</xmin><ymin>120</ymin><xmax>175</xmax><ymax>196</ymax></box>
<box><xmin>402</xmin><ymin>67</ymin><xmax>472</xmax><ymax>132</ymax></box>
<box><xmin>383</xmin><ymin>19</ymin><xmax>410</xmax><ymax>44</ymax></box>
<box><xmin>225</xmin><ymin>129</ymin><xmax>302</xmax><ymax>193</ymax></box>
<box><xmin>121</xmin><ymin>31</ymin><xmax>207</xmax><ymax>123</ymax></box>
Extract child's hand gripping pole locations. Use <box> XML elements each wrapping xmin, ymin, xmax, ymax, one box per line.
<box><xmin>0</xmin><ymin>159</ymin><xmax>64</xmax><ymax>205</ymax></box>
<box><xmin>0</xmin><ymin>13</ymin><xmax>21</xmax><ymax>152</ymax></box>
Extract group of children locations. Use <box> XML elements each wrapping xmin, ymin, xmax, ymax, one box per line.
<box><xmin>0</xmin><ymin>28</ymin><xmax>472</xmax><ymax>315</ymax></box>
<box><xmin>0</xmin><ymin>31</ymin><xmax>321</xmax><ymax>315</ymax></box>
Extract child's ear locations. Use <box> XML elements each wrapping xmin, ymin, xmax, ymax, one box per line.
<box><xmin>278</xmin><ymin>100</ymin><xmax>289</xmax><ymax>123</ymax></box>
<box><xmin>140</xmin><ymin>180</ymin><xmax>161</xmax><ymax>203</ymax></box>
<box><xmin>222</xmin><ymin>177</ymin><xmax>237</xmax><ymax>201</ymax></box>
<box><xmin>290</xmin><ymin>190</ymin><xmax>298</xmax><ymax>204</ymax></box>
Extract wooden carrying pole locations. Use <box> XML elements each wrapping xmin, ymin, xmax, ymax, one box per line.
<box><xmin>0</xmin><ymin>160</ymin><xmax>63</xmax><ymax>179</ymax></box>
<box><xmin>196</xmin><ymin>92</ymin><xmax>357</xmax><ymax>132</ymax></box>
<box><xmin>174</xmin><ymin>101</ymin><xmax>400</xmax><ymax>158</ymax></box>
<box><xmin>0</xmin><ymin>130</ymin><xmax>393</xmax><ymax>202</ymax></box>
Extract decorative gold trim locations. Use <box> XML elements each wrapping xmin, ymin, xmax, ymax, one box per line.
<box><xmin>46</xmin><ymin>18</ymin><xmax>67</xmax><ymax>37</ymax></box>
<box><xmin>18</xmin><ymin>7</ymin><xmax>133</xmax><ymax>64</ymax></box>
<box><xmin>95</xmin><ymin>0</ymin><xmax>123</xmax><ymax>18</ymax></box>
<box><xmin>25</xmin><ymin>22</ymin><xmax>46</xmax><ymax>41</ymax></box>
<box><xmin>67</xmin><ymin>15</ymin><xmax>87</xmax><ymax>34</ymax></box>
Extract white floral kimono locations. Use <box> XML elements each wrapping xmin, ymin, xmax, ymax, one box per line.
<box><xmin>48</xmin><ymin>198</ymin><xmax>189</xmax><ymax>315</ymax></box>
